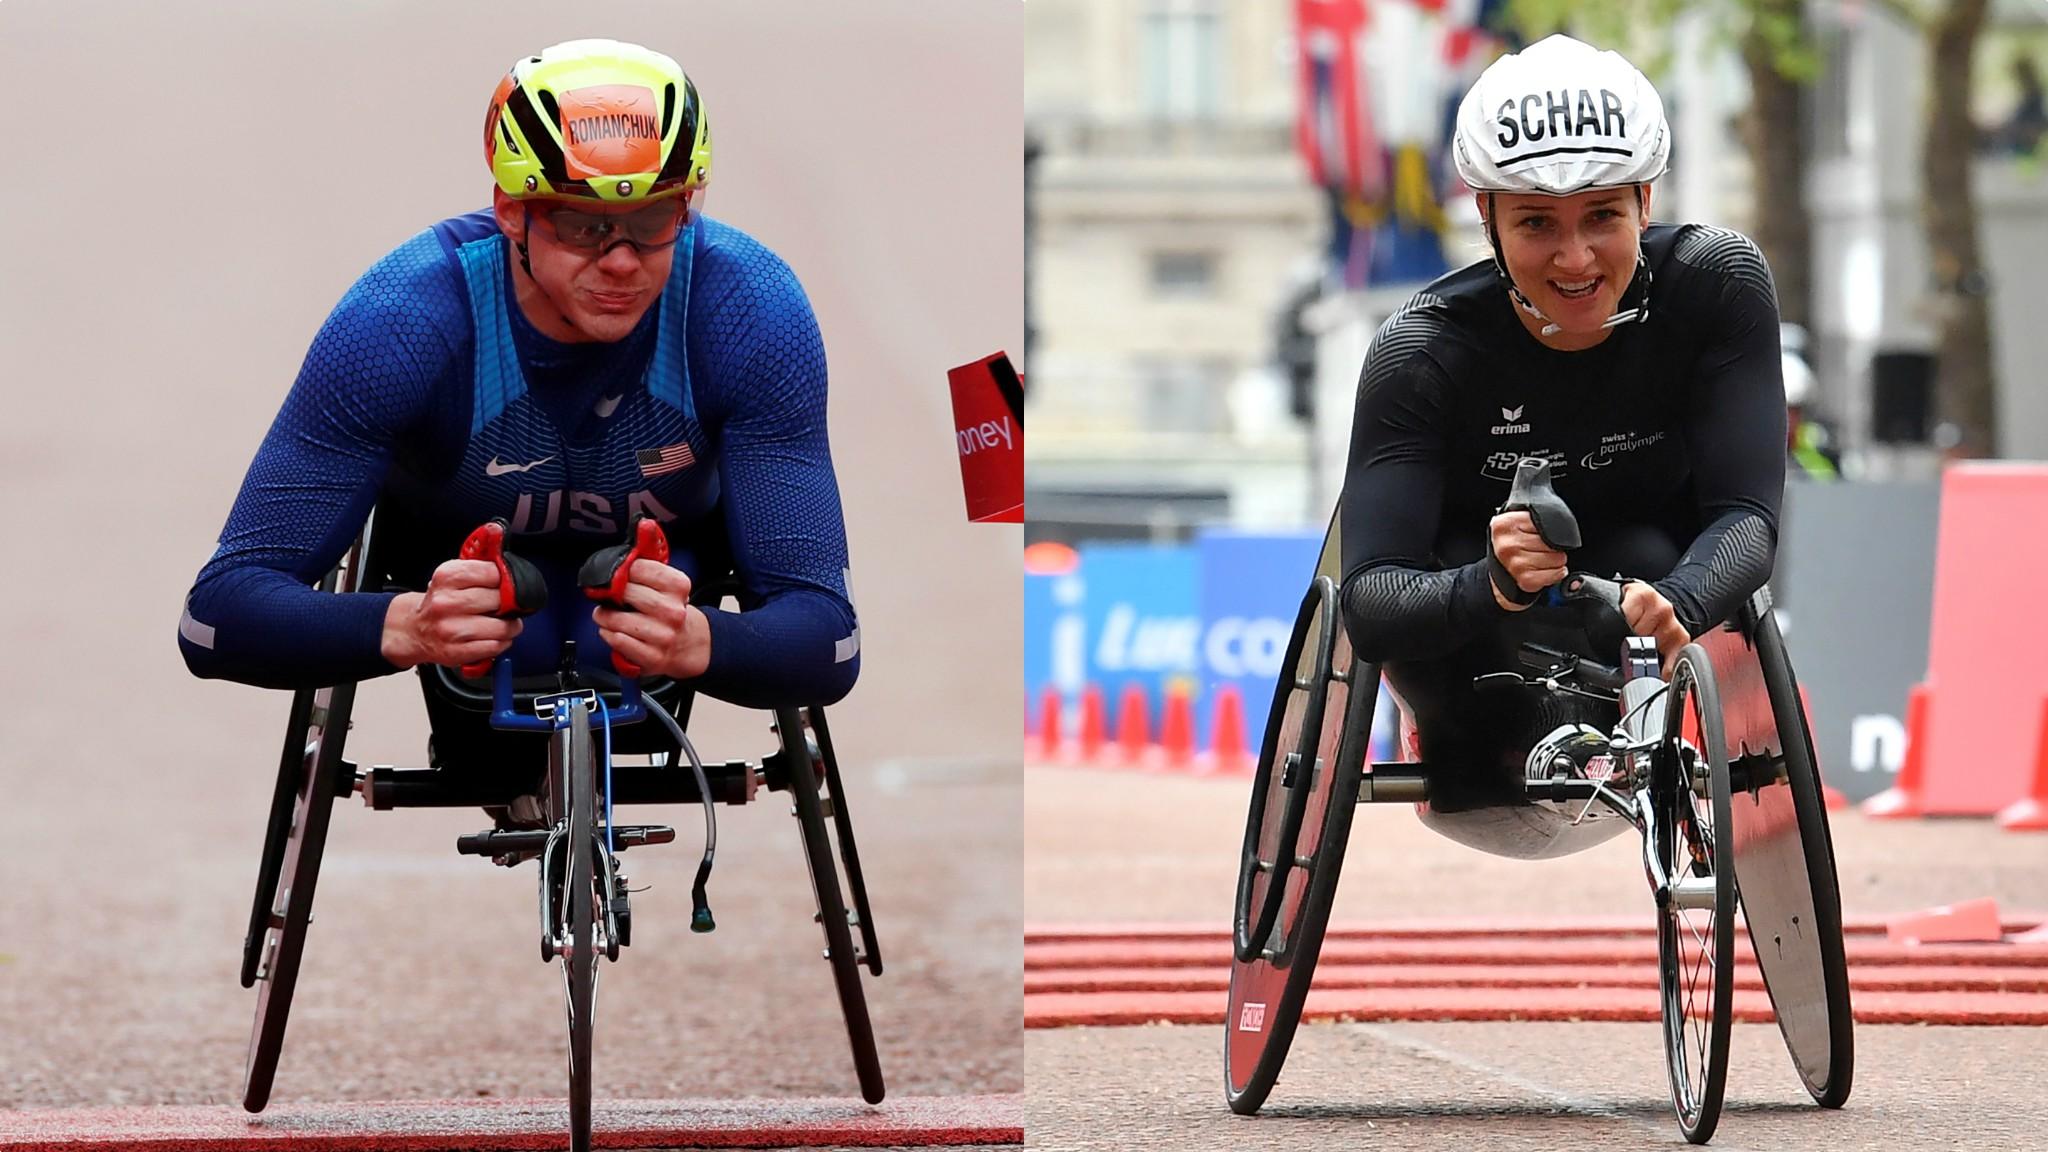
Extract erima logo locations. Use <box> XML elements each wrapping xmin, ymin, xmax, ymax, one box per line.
<box><xmin>1493</xmin><ymin>88</ymin><xmax>1626</xmax><ymax>150</ymax></box>
<box><xmin>1491</xmin><ymin>406</ymin><xmax>1530</xmax><ymax>435</ymax></box>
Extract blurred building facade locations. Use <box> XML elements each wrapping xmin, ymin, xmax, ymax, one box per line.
<box><xmin>1807</xmin><ymin>0</ymin><xmax>2048</xmax><ymax>467</ymax></box>
<box><xmin>1026</xmin><ymin>0</ymin><xmax>2048</xmax><ymax>544</ymax></box>
<box><xmin>1026</xmin><ymin>0</ymin><xmax>1322</xmax><ymax>541</ymax></box>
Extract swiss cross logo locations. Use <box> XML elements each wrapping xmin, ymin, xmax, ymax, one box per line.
<box><xmin>1238</xmin><ymin>1002</ymin><xmax>1267</xmax><ymax>1032</ymax></box>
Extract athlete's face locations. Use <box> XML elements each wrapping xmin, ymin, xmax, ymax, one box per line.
<box><xmin>1485</xmin><ymin>186</ymin><xmax>1651</xmax><ymax>350</ymax></box>
<box><xmin>493</xmin><ymin>191</ymin><xmax>686</xmax><ymax>343</ymax></box>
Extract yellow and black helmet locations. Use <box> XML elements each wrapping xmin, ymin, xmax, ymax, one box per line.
<box><xmin>485</xmin><ymin>38</ymin><xmax>712</xmax><ymax>203</ymax></box>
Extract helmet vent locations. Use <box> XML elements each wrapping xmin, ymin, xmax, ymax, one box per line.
<box><xmin>536</xmin><ymin>89</ymin><xmax>561</xmax><ymax>129</ymax></box>
<box><xmin>498</xmin><ymin>118</ymin><xmax>521</xmax><ymax>155</ymax></box>
<box><xmin>661</xmin><ymin>83</ymin><xmax>676</xmax><ymax>139</ymax></box>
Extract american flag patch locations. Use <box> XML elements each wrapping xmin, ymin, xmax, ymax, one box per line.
<box><xmin>637</xmin><ymin>442</ymin><xmax>696</xmax><ymax>477</ymax></box>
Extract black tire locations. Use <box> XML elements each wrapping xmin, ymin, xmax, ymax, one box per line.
<box><xmin>1750</xmin><ymin>607</ymin><xmax>1855</xmax><ymax>1108</ymax></box>
<box><xmin>1656</xmin><ymin>645</ymin><xmax>1735</xmax><ymax>1146</ymax></box>
<box><xmin>564</xmin><ymin>701</ymin><xmax>597</xmax><ymax>1152</ymax></box>
<box><xmin>242</xmin><ymin>680</ymin><xmax>357</xmax><ymax>1113</ymax></box>
<box><xmin>781</xmin><ymin>707</ymin><xmax>885</xmax><ymax>1104</ymax></box>
<box><xmin>1223</xmin><ymin>621</ymin><xmax>1370</xmax><ymax>1115</ymax></box>
<box><xmin>1232</xmin><ymin>577</ymin><xmax>1338</xmax><ymax>965</ymax></box>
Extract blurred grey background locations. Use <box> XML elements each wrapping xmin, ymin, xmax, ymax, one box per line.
<box><xmin>0</xmin><ymin>0</ymin><xmax>1022</xmax><ymax>1108</ymax></box>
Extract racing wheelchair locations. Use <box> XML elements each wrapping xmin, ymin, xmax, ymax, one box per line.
<box><xmin>235</xmin><ymin>509</ymin><xmax>884</xmax><ymax>1152</ymax></box>
<box><xmin>1225</xmin><ymin>459</ymin><xmax>1853</xmax><ymax>1145</ymax></box>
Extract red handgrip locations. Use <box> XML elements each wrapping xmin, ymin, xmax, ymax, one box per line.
<box><xmin>455</xmin><ymin>519</ymin><xmax>546</xmax><ymax>677</ymax></box>
<box><xmin>458</xmin><ymin>521</ymin><xmax>510</xmax><ymax>677</ymax></box>
<box><xmin>582</xmin><ymin>516</ymin><xmax>672</xmax><ymax>677</ymax></box>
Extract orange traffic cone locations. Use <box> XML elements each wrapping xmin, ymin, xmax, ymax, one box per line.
<box><xmin>1863</xmin><ymin>681</ymin><xmax>1931</xmax><ymax>819</ymax></box>
<box><xmin>1995</xmin><ymin>696</ymin><xmax>2048</xmax><ymax>831</ymax></box>
<box><xmin>1797</xmin><ymin>684</ymin><xmax>1849</xmax><ymax>810</ymax></box>
<box><xmin>1037</xmin><ymin>686</ymin><xmax>1063</xmax><ymax>761</ymax></box>
<box><xmin>1211</xmin><ymin>684</ymin><xmax>1250</xmax><ymax>776</ymax></box>
<box><xmin>1077</xmin><ymin>684</ymin><xmax>1107</xmax><ymax>762</ymax></box>
<box><xmin>1161</xmin><ymin>684</ymin><xmax>1196</xmax><ymax>767</ymax></box>
<box><xmin>1116</xmin><ymin>683</ymin><xmax>1150</xmax><ymax>763</ymax></box>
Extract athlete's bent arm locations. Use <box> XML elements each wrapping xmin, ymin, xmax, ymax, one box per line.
<box><xmin>1649</xmin><ymin>230</ymin><xmax>1787</xmax><ymax>637</ymax></box>
<box><xmin>685</xmin><ymin>242</ymin><xmax>860</xmax><ymax>709</ymax></box>
<box><xmin>178</xmin><ymin>239</ymin><xmax>456</xmax><ymax>690</ymax></box>
<box><xmin>1336</xmin><ymin>311</ymin><xmax>1504</xmax><ymax>663</ymax></box>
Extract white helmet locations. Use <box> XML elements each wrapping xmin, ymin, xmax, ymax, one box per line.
<box><xmin>1452</xmin><ymin>35</ymin><xmax>1670</xmax><ymax>196</ymax></box>
<box><xmin>1781</xmin><ymin>350</ymin><xmax>1814</xmax><ymax>407</ymax></box>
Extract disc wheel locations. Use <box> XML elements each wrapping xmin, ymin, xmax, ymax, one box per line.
<box><xmin>1747</xmin><ymin>605</ymin><xmax>1854</xmax><ymax>1108</ymax></box>
<box><xmin>562</xmin><ymin>702</ymin><xmax>598</xmax><ymax>1152</ymax></box>
<box><xmin>1656</xmin><ymin>644</ymin><xmax>1735</xmax><ymax>1145</ymax></box>
<box><xmin>1231</xmin><ymin>577</ymin><xmax>1337</xmax><ymax>965</ymax></box>
<box><xmin>1223</xmin><ymin>582</ymin><xmax>1366</xmax><ymax>1114</ymax></box>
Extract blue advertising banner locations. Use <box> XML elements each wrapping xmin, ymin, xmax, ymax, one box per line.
<box><xmin>1076</xmin><ymin>543</ymin><xmax>1201</xmax><ymax>736</ymax></box>
<box><xmin>1024</xmin><ymin>565</ymin><xmax>1090</xmax><ymax>735</ymax></box>
<box><xmin>1025</xmin><ymin>533</ymin><xmax>1404</xmax><ymax>758</ymax></box>
<box><xmin>1195</xmin><ymin>530</ymin><xmax>1322</xmax><ymax>742</ymax></box>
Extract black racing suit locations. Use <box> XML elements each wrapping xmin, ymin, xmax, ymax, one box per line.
<box><xmin>1338</xmin><ymin>223</ymin><xmax>1786</xmax><ymax>807</ymax></box>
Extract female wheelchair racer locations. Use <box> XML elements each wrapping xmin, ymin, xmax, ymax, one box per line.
<box><xmin>1222</xmin><ymin>36</ymin><xmax>1853</xmax><ymax>1146</ymax></box>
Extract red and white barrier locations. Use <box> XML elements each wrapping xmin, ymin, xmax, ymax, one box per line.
<box><xmin>1862</xmin><ymin>464</ymin><xmax>2048</xmax><ymax>827</ymax></box>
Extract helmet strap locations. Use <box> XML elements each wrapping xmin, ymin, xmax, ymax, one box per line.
<box><xmin>515</xmin><ymin>204</ymin><xmax>537</xmax><ymax>280</ymax></box>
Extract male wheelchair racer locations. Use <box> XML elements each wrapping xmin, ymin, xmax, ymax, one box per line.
<box><xmin>1225</xmin><ymin>458</ymin><xmax>1854</xmax><ymax>1146</ymax></box>
<box><xmin>236</xmin><ymin>507</ymin><xmax>884</xmax><ymax>1152</ymax></box>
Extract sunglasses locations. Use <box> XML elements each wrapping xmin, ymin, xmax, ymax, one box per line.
<box><xmin>530</xmin><ymin>200</ymin><xmax>688</xmax><ymax>253</ymax></box>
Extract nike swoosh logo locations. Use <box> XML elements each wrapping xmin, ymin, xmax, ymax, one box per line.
<box><xmin>594</xmin><ymin>394</ymin><xmax>624</xmax><ymax>418</ymax></box>
<box><xmin>485</xmin><ymin>455</ymin><xmax>555</xmax><ymax>477</ymax></box>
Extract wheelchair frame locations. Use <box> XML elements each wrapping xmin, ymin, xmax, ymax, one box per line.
<box><xmin>1223</xmin><ymin>508</ymin><xmax>1853</xmax><ymax>1145</ymax></box>
<box><xmin>235</xmin><ymin>510</ymin><xmax>887</xmax><ymax>1143</ymax></box>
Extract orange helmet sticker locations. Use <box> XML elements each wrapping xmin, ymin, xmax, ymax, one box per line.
<box><xmin>557</xmin><ymin>84</ymin><xmax>662</xmax><ymax>180</ymax></box>
<box><xmin>484</xmin><ymin>73</ymin><xmax>517</xmax><ymax>163</ymax></box>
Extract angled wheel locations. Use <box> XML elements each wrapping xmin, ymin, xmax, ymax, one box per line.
<box><xmin>1656</xmin><ymin>644</ymin><xmax>1735</xmax><ymax>1145</ymax></box>
<box><xmin>241</xmin><ymin>680</ymin><xmax>357</xmax><ymax>1112</ymax></box>
<box><xmin>1744</xmin><ymin>599</ymin><xmax>1854</xmax><ymax>1108</ymax></box>
<box><xmin>808</xmin><ymin>706</ymin><xmax>882</xmax><ymax>975</ymax></box>
<box><xmin>1223</xmin><ymin>581</ymin><xmax>1370</xmax><ymax>1115</ymax></box>
<box><xmin>243</xmin><ymin>682</ymin><xmax>323</xmax><ymax>990</ymax></box>
<box><xmin>779</xmin><ymin>707</ymin><xmax>885</xmax><ymax>1104</ymax></box>
<box><xmin>561</xmin><ymin>701</ymin><xmax>598</xmax><ymax>1152</ymax></box>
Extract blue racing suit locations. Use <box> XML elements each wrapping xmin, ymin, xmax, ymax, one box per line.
<box><xmin>179</xmin><ymin>210</ymin><xmax>859</xmax><ymax>710</ymax></box>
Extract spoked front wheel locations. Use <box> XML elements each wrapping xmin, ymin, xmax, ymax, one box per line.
<box><xmin>556</xmin><ymin>702</ymin><xmax>599</xmax><ymax>1152</ymax></box>
<box><xmin>1655</xmin><ymin>644</ymin><xmax>1735</xmax><ymax>1145</ymax></box>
